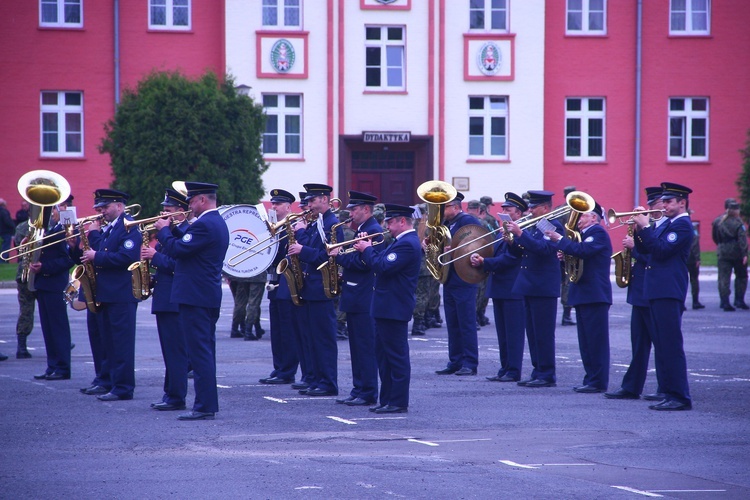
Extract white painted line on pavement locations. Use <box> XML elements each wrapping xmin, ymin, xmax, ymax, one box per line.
<box><xmin>498</xmin><ymin>460</ymin><xmax>538</xmax><ymax>469</ymax></box>
<box><xmin>351</xmin><ymin>417</ymin><xmax>407</xmax><ymax>421</ymax></box>
<box><xmin>217</xmin><ymin>384</ymin><xmax>232</xmax><ymax>388</ymax></box>
<box><xmin>327</xmin><ymin>416</ymin><xmax>357</xmax><ymax>425</ymax></box>
<box><xmin>408</xmin><ymin>438</ymin><xmax>439</xmax><ymax>447</ymax></box>
<box><xmin>527</xmin><ymin>463</ymin><xmax>591</xmax><ymax>467</ymax></box>
<box><xmin>433</xmin><ymin>438</ymin><xmax>492</xmax><ymax>443</ymax></box>
<box><xmin>613</xmin><ymin>363</ymin><xmax>630</xmax><ymax>368</ymax></box>
<box><xmin>611</xmin><ymin>486</ymin><xmax>662</xmax><ymax>497</ymax></box>
<box><xmin>264</xmin><ymin>396</ymin><xmax>288</xmax><ymax>403</ymax></box>
<box><xmin>651</xmin><ymin>490</ymin><xmax>726</xmax><ymax>493</ymax></box>
<box><xmin>294</xmin><ymin>486</ymin><xmax>323</xmax><ymax>490</ymax></box>
<box><xmin>410</xmin><ymin>337</ymin><xmax>429</xmax><ymax>342</ymax></box>
<box><xmin>688</xmin><ymin>372</ymin><xmax>720</xmax><ymax>378</ymax></box>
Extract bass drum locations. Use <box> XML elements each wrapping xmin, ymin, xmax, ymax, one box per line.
<box><xmin>450</xmin><ymin>223</ymin><xmax>495</xmax><ymax>284</ymax></box>
<box><xmin>219</xmin><ymin>204</ymin><xmax>277</xmax><ymax>278</ymax></box>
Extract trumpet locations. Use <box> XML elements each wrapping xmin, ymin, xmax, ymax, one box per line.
<box><xmin>227</xmin><ymin>210</ymin><xmax>312</xmax><ymax>267</ymax></box>
<box><xmin>607</xmin><ymin>208</ymin><xmax>665</xmax><ymax>227</ymax></box>
<box><xmin>123</xmin><ymin>210</ymin><xmax>192</xmax><ymax>232</ymax></box>
<box><xmin>324</xmin><ymin>231</ymin><xmax>389</xmax><ymax>255</ymax></box>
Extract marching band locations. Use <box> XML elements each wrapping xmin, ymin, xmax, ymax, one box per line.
<box><xmin>3</xmin><ymin>172</ymin><xmax>697</xmax><ymax>416</ymax></box>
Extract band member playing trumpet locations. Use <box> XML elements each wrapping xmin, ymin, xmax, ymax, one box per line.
<box><xmin>141</xmin><ymin>188</ymin><xmax>191</xmax><ymax>411</ymax></box>
<box><xmin>330</xmin><ymin>191</ymin><xmax>382</xmax><ymax>406</ymax></box>
<box><xmin>545</xmin><ymin>203</ymin><xmax>613</xmax><ymax>393</ymax></box>
<box><xmin>505</xmin><ymin>190</ymin><xmax>565</xmax><ymax>388</ymax></box>
<box><xmin>470</xmin><ymin>192</ymin><xmax>527</xmax><ymax>383</ymax></box>
<box><xmin>80</xmin><ymin>189</ymin><xmax>141</xmax><ymax>401</ymax></box>
<box><xmin>287</xmin><ymin>183</ymin><xmax>344</xmax><ymax>397</ymax></box>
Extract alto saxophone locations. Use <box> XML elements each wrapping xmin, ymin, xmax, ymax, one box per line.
<box><xmin>317</xmin><ymin>218</ymin><xmax>350</xmax><ymax>299</ymax></box>
<box><xmin>612</xmin><ymin>222</ymin><xmax>634</xmax><ymax>288</ymax></box>
<box><xmin>276</xmin><ymin>217</ymin><xmax>304</xmax><ymax>306</ymax></box>
<box><xmin>127</xmin><ymin>226</ymin><xmax>152</xmax><ymax>300</ymax></box>
<box><xmin>71</xmin><ymin>222</ymin><xmax>101</xmax><ymax>314</ymax></box>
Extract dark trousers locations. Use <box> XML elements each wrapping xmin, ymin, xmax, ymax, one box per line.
<box><xmin>443</xmin><ymin>284</ymin><xmax>478</xmax><ymax>370</ymax></box>
<box><xmin>180</xmin><ymin>304</ymin><xmax>220</xmax><ymax>413</ymax></box>
<box><xmin>268</xmin><ymin>298</ymin><xmax>299</xmax><ymax>380</ymax></box>
<box><xmin>717</xmin><ymin>258</ymin><xmax>748</xmax><ymax>303</ymax></box>
<box><xmin>649</xmin><ymin>298</ymin><xmax>691</xmax><ymax>405</ymax></box>
<box><xmin>100</xmin><ymin>302</ymin><xmax>137</xmax><ymax>397</ymax></box>
<box><xmin>621</xmin><ymin>305</ymin><xmax>660</xmax><ymax>395</ymax></box>
<box><xmin>346</xmin><ymin>311</ymin><xmax>378</xmax><ymax>401</ymax></box>
<box><xmin>87</xmin><ymin>309</ymin><xmax>110</xmax><ymax>389</ymax></box>
<box><xmin>36</xmin><ymin>290</ymin><xmax>71</xmax><ymax>376</ymax></box>
<box><xmin>156</xmin><ymin>311</ymin><xmax>188</xmax><ymax>405</ymax></box>
<box><xmin>291</xmin><ymin>303</ymin><xmax>314</xmax><ymax>386</ymax></box>
<box><xmin>299</xmin><ymin>300</ymin><xmax>338</xmax><ymax>393</ymax></box>
<box><xmin>574</xmin><ymin>303</ymin><xmax>610</xmax><ymax>389</ymax></box>
<box><xmin>524</xmin><ymin>296</ymin><xmax>558</xmax><ymax>382</ymax></box>
<box><xmin>374</xmin><ymin>318</ymin><xmax>410</xmax><ymax>408</ymax></box>
<box><xmin>491</xmin><ymin>298</ymin><xmax>525</xmax><ymax>380</ymax></box>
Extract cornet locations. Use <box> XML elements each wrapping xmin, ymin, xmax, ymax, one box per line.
<box><xmin>607</xmin><ymin>208</ymin><xmax>665</xmax><ymax>228</ymax></box>
<box><xmin>324</xmin><ymin>231</ymin><xmax>389</xmax><ymax>255</ymax></box>
<box><xmin>123</xmin><ymin>210</ymin><xmax>192</xmax><ymax>232</ymax></box>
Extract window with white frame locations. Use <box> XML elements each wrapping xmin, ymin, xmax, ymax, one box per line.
<box><xmin>39</xmin><ymin>0</ymin><xmax>82</xmax><ymax>28</ymax></box>
<box><xmin>41</xmin><ymin>91</ymin><xmax>83</xmax><ymax>157</ymax></box>
<box><xmin>263</xmin><ymin>94</ymin><xmax>302</xmax><ymax>157</ymax></box>
<box><xmin>670</xmin><ymin>0</ymin><xmax>710</xmax><ymax>35</ymax></box>
<box><xmin>468</xmin><ymin>96</ymin><xmax>508</xmax><ymax>159</ymax></box>
<box><xmin>149</xmin><ymin>0</ymin><xmax>191</xmax><ymax>30</ymax></box>
<box><xmin>565</xmin><ymin>98</ymin><xmax>605</xmax><ymax>161</ymax></box>
<box><xmin>365</xmin><ymin>26</ymin><xmax>405</xmax><ymax>90</ymax></box>
<box><xmin>469</xmin><ymin>0</ymin><xmax>508</xmax><ymax>31</ymax></box>
<box><xmin>262</xmin><ymin>0</ymin><xmax>301</xmax><ymax>29</ymax></box>
<box><xmin>566</xmin><ymin>0</ymin><xmax>606</xmax><ymax>34</ymax></box>
<box><xmin>668</xmin><ymin>97</ymin><xmax>708</xmax><ymax>161</ymax></box>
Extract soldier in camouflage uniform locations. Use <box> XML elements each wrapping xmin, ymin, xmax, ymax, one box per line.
<box><xmin>712</xmin><ymin>199</ymin><xmax>749</xmax><ymax>311</ymax></box>
<box><xmin>14</xmin><ymin>219</ymin><xmax>35</xmax><ymax>358</ymax></box>
<box><xmin>411</xmin><ymin>206</ymin><xmax>430</xmax><ymax>335</ymax></box>
<box><xmin>479</xmin><ymin>197</ymin><xmax>500</xmax><ymax>326</ymax></box>
<box><xmin>335</xmin><ymin>209</ymin><xmax>356</xmax><ymax>340</ymax></box>
<box><xmin>227</xmin><ymin>272</ymin><xmax>268</xmax><ymax>340</ymax></box>
<box><xmin>687</xmin><ymin>217</ymin><xmax>704</xmax><ymax>309</ymax></box>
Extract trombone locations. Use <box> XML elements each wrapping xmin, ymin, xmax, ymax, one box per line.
<box><xmin>227</xmin><ymin>210</ymin><xmax>312</xmax><ymax>267</ymax></box>
<box><xmin>325</xmin><ymin>231</ymin><xmax>389</xmax><ymax>255</ymax></box>
<box><xmin>607</xmin><ymin>208</ymin><xmax>665</xmax><ymax>228</ymax></box>
<box><xmin>124</xmin><ymin>210</ymin><xmax>192</xmax><ymax>232</ymax></box>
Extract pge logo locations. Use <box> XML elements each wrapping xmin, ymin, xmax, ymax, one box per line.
<box><xmin>232</xmin><ymin>229</ymin><xmax>258</xmax><ymax>246</ymax></box>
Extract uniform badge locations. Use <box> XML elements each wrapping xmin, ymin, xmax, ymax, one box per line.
<box><xmin>386</xmin><ymin>252</ymin><xmax>397</xmax><ymax>262</ymax></box>
<box><xmin>584</xmin><ymin>236</ymin><xmax>594</xmax><ymax>243</ymax></box>
<box><xmin>667</xmin><ymin>232</ymin><xmax>677</xmax><ymax>243</ymax></box>
<box><xmin>182</xmin><ymin>234</ymin><xmax>193</xmax><ymax>243</ymax></box>
<box><xmin>124</xmin><ymin>240</ymin><xmax>134</xmax><ymax>249</ymax></box>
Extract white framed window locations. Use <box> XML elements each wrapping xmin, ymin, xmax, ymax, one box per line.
<box><xmin>40</xmin><ymin>91</ymin><xmax>83</xmax><ymax>157</ymax></box>
<box><xmin>469</xmin><ymin>0</ymin><xmax>508</xmax><ymax>32</ymax></box>
<box><xmin>468</xmin><ymin>96</ymin><xmax>508</xmax><ymax>159</ymax></box>
<box><xmin>670</xmin><ymin>0</ymin><xmax>710</xmax><ymax>35</ymax></box>
<box><xmin>566</xmin><ymin>0</ymin><xmax>606</xmax><ymax>35</ymax></box>
<box><xmin>262</xmin><ymin>0</ymin><xmax>301</xmax><ymax>29</ymax></box>
<box><xmin>149</xmin><ymin>0</ymin><xmax>191</xmax><ymax>30</ymax></box>
<box><xmin>39</xmin><ymin>0</ymin><xmax>82</xmax><ymax>28</ymax></box>
<box><xmin>565</xmin><ymin>97</ymin><xmax>605</xmax><ymax>161</ymax></box>
<box><xmin>262</xmin><ymin>94</ymin><xmax>302</xmax><ymax>157</ymax></box>
<box><xmin>668</xmin><ymin>97</ymin><xmax>708</xmax><ymax>161</ymax></box>
<box><xmin>365</xmin><ymin>26</ymin><xmax>405</xmax><ymax>90</ymax></box>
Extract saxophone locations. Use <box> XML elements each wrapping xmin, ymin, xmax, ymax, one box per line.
<box><xmin>127</xmin><ymin>225</ymin><xmax>152</xmax><ymax>300</ymax></box>
<box><xmin>276</xmin><ymin>217</ymin><xmax>304</xmax><ymax>306</ymax></box>
<box><xmin>71</xmin><ymin>221</ymin><xmax>101</xmax><ymax>314</ymax></box>
<box><xmin>612</xmin><ymin>222</ymin><xmax>634</xmax><ymax>288</ymax></box>
<box><xmin>318</xmin><ymin>218</ymin><xmax>351</xmax><ymax>299</ymax></box>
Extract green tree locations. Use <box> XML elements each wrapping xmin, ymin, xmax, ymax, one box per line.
<box><xmin>100</xmin><ymin>71</ymin><xmax>267</xmax><ymax>216</ymax></box>
<box><xmin>739</xmin><ymin>129</ymin><xmax>750</xmax><ymax>221</ymax></box>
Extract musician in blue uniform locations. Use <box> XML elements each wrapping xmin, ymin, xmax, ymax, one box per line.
<box><xmin>470</xmin><ymin>192</ymin><xmax>527</xmax><ymax>382</ymax></box>
<box><xmin>259</xmin><ymin>189</ymin><xmax>300</xmax><ymax>385</ymax></box>
<box><xmin>331</xmin><ymin>191</ymin><xmax>382</xmax><ymax>406</ymax></box>
<box><xmin>434</xmin><ymin>192</ymin><xmax>482</xmax><ymax>376</ymax></box>
<box><xmin>632</xmin><ymin>182</ymin><xmax>694</xmax><ymax>411</ymax></box>
<box><xmin>353</xmin><ymin>204</ymin><xmax>421</xmax><ymax>413</ymax></box>
<box><xmin>546</xmin><ymin>202</ymin><xmax>613</xmax><ymax>393</ymax></box>
<box><xmin>506</xmin><ymin>190</ymin><xmax>565</xmax><ymax>387</ymax></box>
<box><xmin>142</xmin><ymin>188</ymin><xmax>191</xmax><ymax>411</ymax></box>
<box><xmin>287</xmin><ymin>183</ymin><xmax>344</xmax><ymax>396</ymax></box>
<box><xmin>605</xmin><ymin>187</ymin><xmax>665</xmax><ymax>401</ymax></box>
<box><xmin>81</xmin><ymin>189</ymin><xmax>141</xmax><ymax>401</ymax></box>
<box><xmin>155</xmin><ymin>182</ymin><xmax>229</xmax><ymax>420</ymax></box>
<box><xmin>30</xmin><ymin>200</ymin><xmax>74</xmax><ymax>380</ymax></box>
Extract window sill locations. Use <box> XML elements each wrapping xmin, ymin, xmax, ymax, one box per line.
<box><xmin>38</xmin><ymin>26</ymin><xmax>85</xmax><ymax>31</ymax></box>
<box><xmin>147</xmin><ymin>28</ymin><xmax>194</xmax><ymax>34</ymax></box>
<box><xmin>263</xmin><ymin>156</ymin><xmax>305</xmax><ymax>162</ymax></box>
<box><xmin>563</xmin><ymin>160</ymin><xmax>608</xmax><ymax>165</ymax></box>
<box><xmin>467</xmin><ymin>158</ymin><xmax>510</xmax><ymax>164</ymax></box>
<box><xmin>666</xmin><ymin>160</ymin><xmax>711</xmax><ymax>165</ymax></box>
<box><xmin>564</xmin><ymin>33</ymin><xmax>608</xmax><ymax>38</ymax></box>
<box><xmin>363</xmin><ymin>90</ymin><xmax>407</xmax><ymax>95</ymax></box>
<box><xmin>668</xmin><ymin>33</ymin><xmax>712</xmax><ymax>38</ymax></box>
<box><xmin>39</xmin><ymin>155</ymin><xmax>87</xmax><ymax>161</ymax></box>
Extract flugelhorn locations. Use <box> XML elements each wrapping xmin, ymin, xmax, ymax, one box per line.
<box><xmin>324</xmin><ymin>231</ymin><xmax>389</xmax><ymax>255</ymax></box>
<box><xmin>607</xmin><ymin>208</ymin><xmax>665</xmax><ymax>227</ymax></box>
<box><xmin>123</xmin><ymin>210</ymin><xmax>192</xmax><ymax>232</ymax></box>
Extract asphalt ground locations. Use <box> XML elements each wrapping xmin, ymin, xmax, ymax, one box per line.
<box><xmin>1</xmin><ymin>269</ymin><xmax>749</xmax><ymax>499</ymax></box>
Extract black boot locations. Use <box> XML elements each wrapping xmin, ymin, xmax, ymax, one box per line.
<box><xmin>692</xmin><ymin>299</ymin><xmax>705</xmax><ymax>309</ymax></box>
<box><xmin>562</xmin><ymin>307</ymin><xmax>576</xmax><ymax>326</ymax></box>
<box><xmin>0</xmin><ymin>352</ymin><xmax>8</xmax><ymax>361</ymax></box>
<box><xmin>336</xmin><ymin>321</ymin><xmax>348</xmax><ymax>340</ymax></box>
<box><xmin>427</xmin><ymin>309</ymin><xmax>443</xmax><ymax>328</ymax></box>
<box><xmin>254</xmin><ymin>318</ymin><xmax>265</xmax><ymax>339</ymax></box>
<box><xmin>16</xmin><ymin>335</ymin><xmax>31</xmax><ymax>359</ymax></box>
<box><xmin>734</xmin><ymin>300</ymin><xmax>749</xmax><ymax>310</ymax></box>
<box><xmin>411</xmin><ymin>318</ymin><xmax>426</xmax><ymax>336</ymax></box>
<box><xmin>243</xmin><ymin>324</ymin><xmax>258</xmax><ymax>341</ymax></box>
<box><xmin>720</xmin><ymin>297</ymin><xmax>736</xmax><ymax>311</ymax></box>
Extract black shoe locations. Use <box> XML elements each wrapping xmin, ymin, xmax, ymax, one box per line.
<box><xmin>187</xmin><ymin>370</ymin><xmax>194</xmax><ymax>379</ymax></box>
<box><xmin>82</xmin><ymin>385</ymin><xmax>109</xmax><ymax>395</ymax></box>
<box><xmin>369</xmin><ymin>404</ymin><xmax>386</xmax><ymax>412</ymax></box>
<box><xmin>455</xmin><ymin>367</ymin><xmax>477</xmax><ymax>376</ymax></box>
<box><xmin>516</xmin><ymin>379</ymin><xmax>534</xmax><ymax>387</ymax></box>
<box><xmin>335</xmin><ymin>396</ymin><xmax>355</xmax><ymax>404</ymax></box>
<box><xmin>375</xmin><ymin>405</ymin><xmax>408</xmax><ymax>414</ymax></box>
<box><xmin>152</xmin><ymin>402</ymin><xmax>187</xmax><ymax>411</ymax></box>
<box><xmin>735</xmin><ymin>302</ymin><xmax>750</xmax><ymax>310</ymax></box>
<box><xmin>243</xmin><ymin>333</ymin><xmax>259</xmax><ymax>341</ymax></box>
<box><xmin>604</xmin><ymin>388</ymin><xmax>639</xmax><ymax>400</ymax></box>
<box><xmin>306</xmin><ymin>388</ymin><xmax>337</xmax><ymax>397</ymax></box>
<box><xmin>260</xmin><ymin>376</ymin><xmax>294</xmax><ymax>385</ymax></box>
<box><xmin>255</xmin><ymin>322</ymin><xmax>265</xmax><ymax>339</ymax></box>
<box><xmin>0</xmin><ymin>352</ymin><xmax>8</xmax><ymax>361</ymax></box>
<box><xmin>291</xmin><ymin>382</ymin><xmax>309</xmax><ymax>390</ymax></box>
<box><xmin>34</xmin><ymin>372</ymin><xmax>51</xmax><ymax>380</ymax></box>
<box><xmin>524</xmin><ymin>379</ymin><xmax>556</xmax><ymax>388</ymax></box>
<box><xmin>435</xmin><ymin>366</ymin><xmax>458</xmax><ymax>375</ymax></box>
<box><xmin>692</xmin><ymin>302</ymin><xmax>705</xmax><ymax>310</ymax></box>
<box><xmin>177</xmin><ymin>411</ymin><xmax>215</xmax><ymax>420</ymax></box>
<box><xmin>45</xmin><ymin>372</ymin><xmax>70</xmax><ymax>381</ymax></box>
<box><xmin>230</xmin><ymin>330</ymin><xmax>243</xmax><ymax>338</ymax></box>
<box><xmin>721</xmin><ymin>303</ymin><xmax>736</xmax><ymax>311</ymax></box>
<box><xmin>345</xmin><ymin>397</ymin><xmax>377</xmax><ymax>407</ymax></box>
<box><xmin>573</xmin><ymin>385</ymin><xmax>604</xmax><ymax>393</ymax></box>
<box><xmin>649</xmin><ymin>400</ymin><xmax>692</xmax><ymax>411</ymax></box>
<box><xmin>642</xmin><ymin>392</ymin><xmax>665</xmax><ymax>401</ymax></box>
<box><xmin>97</xmin><ymin>392</ymin><xmax>132</xmax><ymax>401</ymax></box>
<box><xmin>16</xmin><ymin>350</ymin><xmax>32</xmax><ymax>359</ymax></box>
<box><xmin>562</xmin><ymin>317</ymin><xmax>576</xmax><ymax>326</ymax></box>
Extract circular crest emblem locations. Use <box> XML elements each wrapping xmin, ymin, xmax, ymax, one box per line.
<box><xmin>124</xmin><ymin>240</ymin><xmax>135</xmax><ymax>250</ymax></box>
<box><xmin>182</xmin><ymin>233</ymin><xmax>193</xmax><ymax>243</ymax></box>
<box><xmin>476</xmin><ymin>41</ymin><xmax>502</xmax><ymax>76</ymax></box>
<box><xmin>667</xmin><ymin>232</ymin><xmax>677</xmax><ymax>243</ymax></box>
<box><xmin>271</xmin><ymin>39</ymin><xmax>296</xmax><ymax>73</ymax></box>
<box><xmin>584</xmin><ymin>236</ymin><xmax>594</xmax><ymax>243</ymax></box>
<box><xmin>386</xmin><ymin>252</ymin><xmax>397</xmax><ymax>262</ymax></box>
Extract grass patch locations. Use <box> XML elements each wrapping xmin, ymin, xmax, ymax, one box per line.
<box><xmin>0</xmin><ymin>263</ymin><xmax>18</xmax><ymax>282</ymax></box>
<box><xmin>701</xmin><ymin>251</ymin><xmax>717</xmax><ymax>267</ymax></box>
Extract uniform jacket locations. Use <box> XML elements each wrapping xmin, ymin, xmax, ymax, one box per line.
<box><xmin>33</xmin><ymin>222</ymin><xmax>73</xmax><ymax>293</ymax></box>
<box><xmin>157</xmin><ymin>209</ymin><xmax>229</xmax><ymax>309</ymax></box>
<box><xmin>361</xmin><ymin>229</ymin><xmax>421</xmax><ymax>322</ymax></box>
<box><xmin>150</xmin><ymin>221</ymin><xmax>188</xmax><ymax>313</ymax></box>
<box><xmin>555</xmin><ymin>223</ymin><xmax>613</xmax><ymax>306</ymax></box>
<box><xmin>511</xmin><ymin>218</ymin><xmax>565</xmax><ymax>298</ymax></box>
<box><xmin>296</xmin><ymin>209</ymin><xmax>344</xmax><ymax>302</ymax></box>
<box><xmin>482</xmin><ymin>236</ymin><xmax>523</xmax><ymax>300</ymax></box>
<box><xmin>712</xmin><ymin>214</ymin><xmax>748</xmax><ymax>261</ymax></box>
<box><xmin>337</xmin><ymin>215</ymin><xmax>383</xmax><ymax>313</ymax></box>
<box><xmin>635</xmin><ymin>213</ymin><xmax>692</xmax><ymax>301</ymax></box>
<box><xmin>267</xmin><ymin>226</ymin><xmax>290</xmax><ymax>301</ymax></box>
<box><xmin>626</xmin><ymin>248</ymin><xmax>649</xmax><ymax>307</ymax></box>
<box><xmin>88</xmin><ymin>213</ymin><xmax>141</xmax><ymax>304</ymax></box>
<box><xmin>444</xmin><ymin>211</ymin><xmax>482</xmax><ymax>288</ymax></box>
